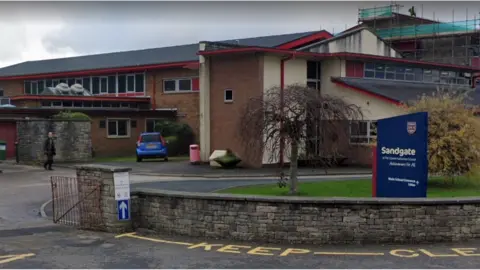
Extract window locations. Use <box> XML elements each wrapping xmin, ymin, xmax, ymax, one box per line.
<box><xmin>350</xmin><ymin>121</ymin><xmax>377</xmax><ymax>144</ymax></box>
<box><xmin>163</xmin><ymin>78</ymin><xmax>194</xmax><ymax>92</ymax></box>
<box><xmin>127</xmin><ymin>75</ymin><xmax>135</xmax><ymax>92</ymax></box>
<box><xmin>118</xmin><ymin>75</ymin><xmax>126</xmax><ymax>93</ymax></box>
<box><xmin>178</xmin><ymin>79</ymin><xmax>192</xmax><ymax>91</ymax></box>
<box><xmin>146</xmin><ymin>119</ymin><xmax>163</xmax><ymax>132</ymax></box>
<box><xmin>100</xmin><ymin>77</ymin><xmax>108</xmax><ymax>93</ymax></box>
<box><xmin>0</xmin><ymin>89</ymin><xmax>3</xmax><ymax>96</ymax></box>
<box><xmin>135</xmin><ymin>74</ymin><xmax>144</xmax><ymax>93</ymax></box>
<box><xmin>224</xmin><ymin>89</ymin><xmax>233</xmax><ymax>103</ymax></box>
<box><xmin>108</xmin><ymin>76</ymin><xmax>116</xmax><ymax>94</ymax></box>
<box><xmin>107</xmin><ymin>119</ymin><xmax>130</xmax><ymax>138</ymax></box>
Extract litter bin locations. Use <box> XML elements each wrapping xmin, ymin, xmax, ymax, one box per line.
<box><xmin>0</xmin><ymin>140</ymin><xmax>6</xmax><ymax>161</ymax></box>
<box><xmin>189</xmin><ymin>144</ymin><xmax>200</xmax><ymax>165</ymax></box>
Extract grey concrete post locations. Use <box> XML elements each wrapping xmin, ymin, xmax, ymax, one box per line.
<box><xmin>75</xmin><ymin>164</ymin><xmax>133</xmax><ymax>233</ymax></box>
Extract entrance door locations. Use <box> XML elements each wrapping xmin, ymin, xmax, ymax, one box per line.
<box><xmin>0</xmin><ymin>122</ymin><xmax>16</xmax><ymax>158</ymax></box>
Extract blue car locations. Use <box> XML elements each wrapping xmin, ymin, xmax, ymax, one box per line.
<box><xmin>136</xmin><ymin>132</ymin><xmax>168</xmax><ymax>162</ymax></box>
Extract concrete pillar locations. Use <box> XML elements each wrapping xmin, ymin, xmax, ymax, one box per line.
<box><xmin>75</xmin><ymin>164</ymin><xmax>133</xmax><ymax>233</ymax></box>
<box><xmin>199</xmin><ymin>42</ymin><xmax>211</xmax><ymax>162</ymax></box>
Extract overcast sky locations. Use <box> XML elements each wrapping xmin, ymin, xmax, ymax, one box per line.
<box><xmin>0</xmin><ymin>1</ymin><xmax>479</xmax><ymax>68</ymax></box>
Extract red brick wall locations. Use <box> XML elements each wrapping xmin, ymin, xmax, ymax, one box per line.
<box><xmin>0</xmin><ymin>80</ymin><xmax>23</xmax><ymax>96</ymax></box>
<box><xmin>146</xmin><ymin>68</ymin><xmax>200</xmax><ymax>140</ymax></box>
<box><xmin>90</xmin><ymin>116</ymin><xmax>146</xmax><ymax>157</ymax></box>
<box><xmin>209</xmin><ymin>53</ymin><xmax>264</xmax><ymax>167</ymax></box>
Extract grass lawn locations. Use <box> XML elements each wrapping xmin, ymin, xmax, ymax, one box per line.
<box><xmin>93</xmin><ymin>155</ymin><xmax>189</xmax><ymax>163</ymax></box>
<box><xmin>217</xmin><ymin>177</ymin><xmax>480</xmax><ymax>198</ymax></box>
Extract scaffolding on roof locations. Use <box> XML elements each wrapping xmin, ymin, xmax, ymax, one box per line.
<box><xmin>358</xmin><ymin>5</ymin><xmax>399</xmax><ymax>21</ymax></box>
<box><xmin>357</xmin><ymin>4</ymin><xmax>480</xmax><ymax>67</ymax></box>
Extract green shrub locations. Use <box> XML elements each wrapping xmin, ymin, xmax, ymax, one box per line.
<box><xmin>155</xmin><ymin>120</ymin><xmax>194</xmax><ymax>156</ymax></box>
<box><xmin>53</xmin><ymin>111</ymin><xmax>91</xmax><ymax>120</ymax></box>
<box><xmin>164</xmin><ymin>136</ymin><xmax>181</xmax><ymax>156</ymax></box>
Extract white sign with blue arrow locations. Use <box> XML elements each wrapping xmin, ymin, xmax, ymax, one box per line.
<box><xmin>117</xmin><ymin>199</ymin><xmax>130</xmax><ymax>221</ymax></box>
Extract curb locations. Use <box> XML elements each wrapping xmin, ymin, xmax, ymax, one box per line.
<box><xmin>40</xmin><ymin>199</ymin><xmax>52</xmax><ymax>219</ymax></box>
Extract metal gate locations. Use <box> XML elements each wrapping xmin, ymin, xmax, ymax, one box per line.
<box><xmin>50</xmin><ymin>176</ymin><xmax>104</xmax><ymax>229</ymax></box>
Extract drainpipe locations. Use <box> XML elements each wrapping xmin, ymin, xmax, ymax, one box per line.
<box><xmin>279</xmin><ymin>52</ymin><xmax>296</xmax><ymax>167</ymax></box>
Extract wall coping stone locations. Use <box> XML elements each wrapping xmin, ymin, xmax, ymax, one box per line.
<box><xmin>17</xmin><ymin>119</ymin><xmax>91</xmax><ymax>122</ymax></box>
<box><xmin>131</xmin><ymin>187</ymin><xmax>480</xmax><ymax>205</ymax></box>
<box><xmin>75</xmin><ymin>164</ymin><xmax>132</xmax><ymax>173</ymax></box>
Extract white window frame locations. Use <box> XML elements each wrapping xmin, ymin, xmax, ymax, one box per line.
<box><xmin>106</xmin><ymin>118</ymin><xmax>131</xmax><ymax>138</ymax></box>
<box><xmin>126</xmin><ymin>74</ymin><xmax>135</xmax><ymax>93</ymax></box>
<box><xmin>99</xmin><ymin>76</ymin><xmax>108</xmax><ymax>94</ymax></box>
<box><xmin>349</xmin><ymin>120</ymin><xmax>377</xmax><ymax>144</ymax></box>
<box><xmin>224</xmin><ymin>89</ymin><xmax>233</xmax><ymax>103</ymax></box>
<box><xmin>163</xmin><ymin>78</ymin><xmax>194</xmax><ymax>93</ymax></box>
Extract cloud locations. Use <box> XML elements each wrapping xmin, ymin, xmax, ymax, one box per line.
<box><xmin>0</xmin><ymin>1</ymin><xmax>477</xmax><ymax>68</ymax></box>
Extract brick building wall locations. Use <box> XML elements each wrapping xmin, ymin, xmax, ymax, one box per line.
<box><xmin>90</xmin><ymin>116</ymin><xmax>147</xmax><ymax>157</ymax></box>
<box><xmin>146</xmin><ymin>68</ymin><xmax>200</xmax><ymax>138</ymax></box>
<box><xmin>209</xmin><ymin>54</ymin><xmax>264</xmax><ymax>166</ymax></box>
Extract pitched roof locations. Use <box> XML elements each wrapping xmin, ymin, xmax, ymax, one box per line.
<box><xmin>0</xmin><ymin>30</ymin><xmax>322</xmax><ymax>78</ymax></box>
<box><xmin>332</xmin><ymin>77</ymin><xmax>480</xmax><ymax>105</ymax></box>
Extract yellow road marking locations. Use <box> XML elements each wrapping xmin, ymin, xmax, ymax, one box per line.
<box><xmin>115</xmin><ymin>232</ymin><xmax>193</xmax><ymax>246</ymax></box>
<box><xmin>0</xmin><ymin>253</ymin><xmax>35</xmax><ymax>264</ymax></box>
<box><xmin>314</xmin><ymin>252</ymin><xmax>385</xmax><ymax>256</ymax></box>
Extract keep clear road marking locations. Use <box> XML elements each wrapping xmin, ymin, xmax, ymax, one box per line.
<box><xmin>115</xmin><ymin>233</ymin><xmax>480</xmax><ymax>259</ymax></box>
<box><xmin>0</xmin><ymin>253</ymin><xmax>35</xmax><ymax>264</ymax></box>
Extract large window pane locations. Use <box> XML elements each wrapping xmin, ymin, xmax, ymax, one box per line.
<box><xmin>82</xmin><ymin>77</ymin><xmax>91</xmax><ymax>90</ymax></box>
<box><xmin>135</xmin><ymin>74</ymin><xmax>144</xmax><ymax>93</ymax></box>
<box><xmin>108</xmin><ymin>76</ymin><xmax>116</xmax><ymax>94</ymax></box>
<box><xmin>24</xmin><ymin>81</ymin><xmax>31</xmax><ymax>94</ymax></box>
<box><xmin>37</xmin><ymin>80</ymin><xmax>45</xmax><ymax>94</ymax></box>
<box><xmin>92</xmin><ymin>77</ymin><xmax>100</xmax><ymax>94</ymax></box>
<box><xmin>100</xmin><ymin>77</ymin><xmax>108</xmax><ymax>93</ymax></box>
<box><xmin>107</xmin><ymin>120</ymin><xmax>117</xmax><ymax>136</ymax></box>
<box><xmin>164</xmin><ymin>80</ymin><xmax>176</xmax><ymax>91</ymax></box>
<box><xmin>127</xmin><ymin>75</ymin><xmax>135</xmax><ymax>92</ymax></box>
<box><xmin>118</xmin><ymin>75</ymin><xmax>126</xmax><ymax>93</ymax></box>
<box><xmin>307</xmin><ymin>61</ymin><xmax>318</xmax><ymax>80</ymax></box>
<box><xmin>178</xmin><ymin>79</ymin><xmax>191</xmax><ymax>91</ymax></box>
<box><xmin>117</xmin><ymin>120</ymin><xmax>128</xmax><ymax>136</ymax></box>
<box><xmin>67</xmin><ymin>78</ymin><xmax>75</xmax><ymax>86</ymax></box>
<box><xmin>365</xmin><ymin>71</ymin><xmax>375</xmax><ymax>78</ymax></box>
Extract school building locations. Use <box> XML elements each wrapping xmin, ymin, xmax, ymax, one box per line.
<box><xmin>0</xmin><ymin>11</ymin><xmax>479</xmax><ymax>166</ymax></box>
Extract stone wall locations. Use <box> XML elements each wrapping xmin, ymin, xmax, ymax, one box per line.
<box><xmin>131</xmin><ymin>189</ymin><xmax>480</xmax><ymax>244</ymax></box>
<box><xmin>17</xmin><ymin>120</ymin><xmax>92</xmax><ymax>163</ymax></box>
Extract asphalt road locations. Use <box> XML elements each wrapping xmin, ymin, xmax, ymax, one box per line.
<box><xmin>1</xmin><ymin>226</ymin><xmax>480</xmax><ymax>269</ymax></box>
<box><xmin>130</xmin><ymin>175</ymin><xmax>369</xmax><ymax>193</ymax></box>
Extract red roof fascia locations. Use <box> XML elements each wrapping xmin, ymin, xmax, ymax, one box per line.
<box><xmin>0</xmin><ymin>61</ymin><xmax>198</xmax><ymax>81</ymax></box>
<box><xmin>276</xmin><ymin>31</ymin><xmax>334</xmax><ymax>50</ymax></box>
<box><xmin>331</xmin><ymin>78</ymin><xmax>402</xmax><ymax>106</ymax></box>
<box><xmin>10</xmin><ymin>95</ymin><xmax>151</xmax><ymax>103</ymax></box>
<box><xmin>199</xmin><ymin>47</ymin><xmax>480</xmax><ymax>72</ymax></box>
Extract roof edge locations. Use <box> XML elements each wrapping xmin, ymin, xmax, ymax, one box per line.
<box><xmin>0</xmin><ymin>61</ymin><xmax>198</xmax><ymax>81</ymax></box>
<box><xmin>331</xmin><ymin>77</ymin><xmax>402</xmax><ymax>106</ymax></box>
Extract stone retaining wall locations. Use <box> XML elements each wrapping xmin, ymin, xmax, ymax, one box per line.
<box><xmin>131</xmin><ymin>189</ymin><xmax>480</xmax><ymax>244</ymax></box>
<box><xmin>17</xmin><ymin>119</ymin><xmax>92</xmax><ymax>163</ymax></box>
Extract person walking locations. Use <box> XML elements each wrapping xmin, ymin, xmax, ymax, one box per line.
<box><xmin>43</xmin><ymin>132</ymin><xmax>56</xmax><ymax>170</ymax></box>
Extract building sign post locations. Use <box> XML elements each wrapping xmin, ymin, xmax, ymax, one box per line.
<box><xmin>374</xmin><ymin>112</ymin><xmax>429</xmax><ymax>198</ymax></box>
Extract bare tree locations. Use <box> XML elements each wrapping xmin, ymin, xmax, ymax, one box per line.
<box><xmin>238</xmin><ymin>84</ymin><xmax>363</xmax><ymax>195</ymax></box>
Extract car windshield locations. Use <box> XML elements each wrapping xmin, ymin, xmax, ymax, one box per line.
<box><xmin>141</xmin><ymin>134</ymin><xmax>161</xmax><ymax>143</ymax></box>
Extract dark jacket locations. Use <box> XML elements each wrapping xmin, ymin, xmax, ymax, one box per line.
<box><xmin>44</xmin><ymin>138</ymin><xmax>56</xmax><ymax>157</ymax></box>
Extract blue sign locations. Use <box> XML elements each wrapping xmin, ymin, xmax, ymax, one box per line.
<box><xmin>375</xmin><ymin>112</ymin><xmax>428</xmax><ymax>198</ymax></box>
<box><xmin>117</xmin><ymin>199</ymin><xmax>130</xmax><ymax>221</ymax></box>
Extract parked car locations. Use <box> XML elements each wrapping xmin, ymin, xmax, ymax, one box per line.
<box><xmin>136</xmin><ymin>132</ymin><xmax>168</xmax><ymax>162</ymax></box>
